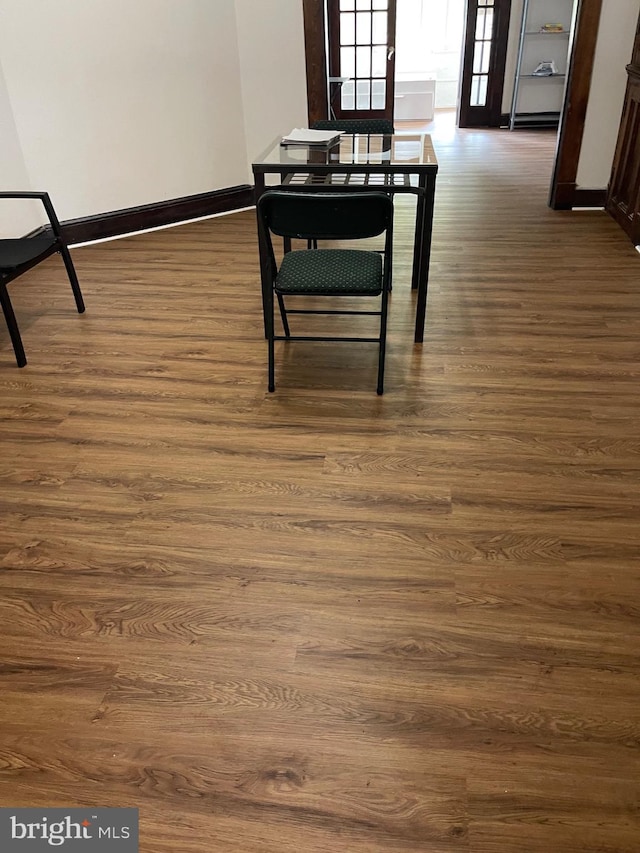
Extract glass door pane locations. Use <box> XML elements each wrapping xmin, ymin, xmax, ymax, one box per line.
<box><xmin>328</xmin><ymin>0</ymin><xmax>397</xmax><ymax>119</ymax></box>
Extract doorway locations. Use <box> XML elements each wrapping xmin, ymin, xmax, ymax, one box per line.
<box><xmin>326</xmin><ymin>0</ymin><xmax>397</xmax><ymax>124</ymax></box>
<box><xmin>318</xmin><ymin>0</ymin><xmax>510</xmax><ymax>131</ymax></box>
<box><xmin>302</xmin><ymin>0</ymin><xmax>604</xmax><ymax>207</ymax></box>
<box><xmin>394</xmin><ymin>0</ymin><xmax>466</xmax><ymax>127</ymax></box>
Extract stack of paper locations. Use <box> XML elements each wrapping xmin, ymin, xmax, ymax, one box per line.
<box><xmin>281</xmin><ymin>128</ymin><xmax>343</xmax><ymax>146</ymax></box>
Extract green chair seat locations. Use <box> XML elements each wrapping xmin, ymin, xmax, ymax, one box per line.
<box><xmin>276</xmin><ymin>249</ymin><xmax>383</xmax><ymax>296</ymax></box>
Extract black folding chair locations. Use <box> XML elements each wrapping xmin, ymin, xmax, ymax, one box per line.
<box><xmin>307</xmin><ymin>119</ymin><xmax>395</xmax><ymax>251</ymax></box>
<box><xmin>257</xmin><ymin>190</ymin><xmax>393</xmax><ymax>395</ymax></box>
<box><xmin>0</xmin><ymin>192</ymin><xmax>85</xmax><ymax>367</ymax></box>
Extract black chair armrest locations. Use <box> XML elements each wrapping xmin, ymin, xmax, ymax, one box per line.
<box><xmin>0</xmin><ymin>192</ymin><xmax>63</xmax><ymax>240</ymax></box>
<box><xmin>0</xmin><ymin>191</ymin><xmax>48</xmax><ymax>199</ymax></box>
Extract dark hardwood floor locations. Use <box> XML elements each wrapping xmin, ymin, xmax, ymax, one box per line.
<box><xmin>1</xmin><ymin>120</ymin><xmax>640</xmax><ymax>852</ymax></box>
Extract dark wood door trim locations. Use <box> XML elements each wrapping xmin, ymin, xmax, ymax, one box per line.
<box><xmin>605</xmin><ymin>12</ymin><xmax>640</xmax><ymax>242</ymax></box>
<box><xmin>549</xmin><ymin>0</ymin><xmax>603</xmax><ymax>209</ymax></box>
<box><xmin>303</xmin><ymin>0</ymin><xmax>328</xmax><ymax>126</ymax></box>
<box><xmin>606</xmin><ymin>77</ymin><xmax>640</xmax><ymax>242</ymax></box>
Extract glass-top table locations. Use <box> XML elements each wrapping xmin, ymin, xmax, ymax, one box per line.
<box><xmin>252</xmin><ymin>133</ymin><xmax>438</xmax><ymax>343</ymax></box>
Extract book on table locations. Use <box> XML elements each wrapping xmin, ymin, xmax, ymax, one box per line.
<box><xmin>280</xmin><ymin>128</ymin><xmax>343</xmax><ymax>147</ymax></box>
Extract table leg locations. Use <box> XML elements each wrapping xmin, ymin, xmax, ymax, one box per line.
<box><xmin>411</xmin><ymin>184</ymin><xmax>425</xmax><ymax>293</ymax></box>
<box><xmin>413</xmin><ymin>175</ymin><xmax>436</xmax><ymax>344</ymax></box>
<box><xmin>252</xmin><ymin>173</ymin><xmax>270</xmax><ymax>338</ymax></box>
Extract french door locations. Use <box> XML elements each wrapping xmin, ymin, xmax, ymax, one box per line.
<box><xmin>327</xmin><ymin>0</ymin><xmax>397</xmax><ymax>122</ymax></box>
<box><xmin>459</xmin><ymin>0</ymin><xmax>512</xmax><ymax>127</ymax></box>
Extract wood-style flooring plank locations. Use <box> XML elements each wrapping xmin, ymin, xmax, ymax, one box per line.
<box><xmin>1</xmin><ymin>117</ymin><xmax>640</xmax><ymax>851</ymax></box>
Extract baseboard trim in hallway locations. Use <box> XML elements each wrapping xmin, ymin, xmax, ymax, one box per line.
<box><xmin>42</xmin><ymin>184</ymin><xmax>255</xmax><ymax>244</ymax></box>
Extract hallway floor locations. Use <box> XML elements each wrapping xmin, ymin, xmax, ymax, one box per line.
<box><xmin>1</xmin><ymin>124</ymin><xmax>639</xmax><ymax>852</ymax></box>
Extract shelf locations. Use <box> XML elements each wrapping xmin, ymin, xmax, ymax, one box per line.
<box><xmin>511</xmin><ymin>111</ymin><xmax>561</xmax><ymax>128</ymax></box>
<box><xmin>509</xmin><ymin>0</ymin><xmax>573</xmax><ymax>132</ymax></box>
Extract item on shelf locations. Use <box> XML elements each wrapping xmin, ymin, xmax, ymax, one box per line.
<box><xmin>532</xmin><ymin>60</ymin><xmax>558</xmax><ymax>77</ymax></box>
<box><xmin>540</xmin><ymin>23</ymin><xmax>564</xmax><ymax>32</ymax></box>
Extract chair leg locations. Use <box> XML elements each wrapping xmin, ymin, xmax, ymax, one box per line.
<box><xmin>0</xmin><ymin>284</ymin><xmax>27</xmax><ymax>367</ymax></box>
<box><xmin>265</xmin><ymin>288</ymin><xmax>276</xmax><ymax>393</ymax></box>
<box><xmin>276</xmin><ymin>293</ymin><xmax>290</xmax><ymax>337</ymax></box>
<box><xmin>58</xmin><ymin>245</ymin><xmax>85</xmax><ymax>313</ymax></box>
<box><xmin>268</xmin><ymin>337</ymin><xmax>275</xmax><ymax>392</ymax></box>
<box><xmin>376</xmin><ymin>288</ymin><xmax>390</xmax><ymax>395</ymax></box>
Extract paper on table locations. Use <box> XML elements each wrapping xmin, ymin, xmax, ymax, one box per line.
<box><xmin>281</xmin><ymin>128</ymin><xmax>343</xmax><ymax>145</ymax></box>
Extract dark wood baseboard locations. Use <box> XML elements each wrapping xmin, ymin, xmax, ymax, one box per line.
<box><xmin>550</xmin><ymin>182</ymin><xmax>606</xmax><ymax>210</ymax></box>
<box><xmin>40</xmin><ymin>185</ymin><xmax>254</xmax><ymax>244</ymax></box>
<box><xmin>573</xmin><ymin>188</ymin><xmax>607</xmax><ymax>208</ymax></box>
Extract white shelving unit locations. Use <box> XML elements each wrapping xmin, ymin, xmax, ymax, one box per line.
<box><xmin>509</xmin><ymin>0</ymin><xmax>574</xmax><ymax>130</ymax></box>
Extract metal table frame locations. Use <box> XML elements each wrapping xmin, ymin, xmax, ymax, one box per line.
<box><xmin>252</xmin><ymin>133</ymin><xmax>438</xmax><ymax>343</ymax></box>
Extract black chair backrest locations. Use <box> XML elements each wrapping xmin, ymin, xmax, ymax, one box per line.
<box><xmin>258</xmin><ymin>191</ymin><xmax>393</xmax><ymax>243</ymax></box>
<box><xmin>312</xmin><ymin>118</ymin><xmax>395</xmax><ymax>135</ymax></box>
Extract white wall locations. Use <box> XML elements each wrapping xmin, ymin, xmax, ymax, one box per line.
<box><xmin>235</xmin><ymin>0</ymin><xmax>307</xmax><ymax>163</ymax></box>
<box><xmin>0</xmin><ymin>56</ymin><xmax>39</xmax><ymax>235</ymax></box>
<box><xmin>0</xmin><ymin>58</ymin><xmax>30</xmax><ymax>193</ymax></box>
<box><xmin>576</xmin><ymin>0</ymin><xmax>640</xmax><ymax>189</ymax></box>
<box><xmin>0</xmin><ymin>0</ymin><xmax>251</xmax><ymax>223</ymax></box>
